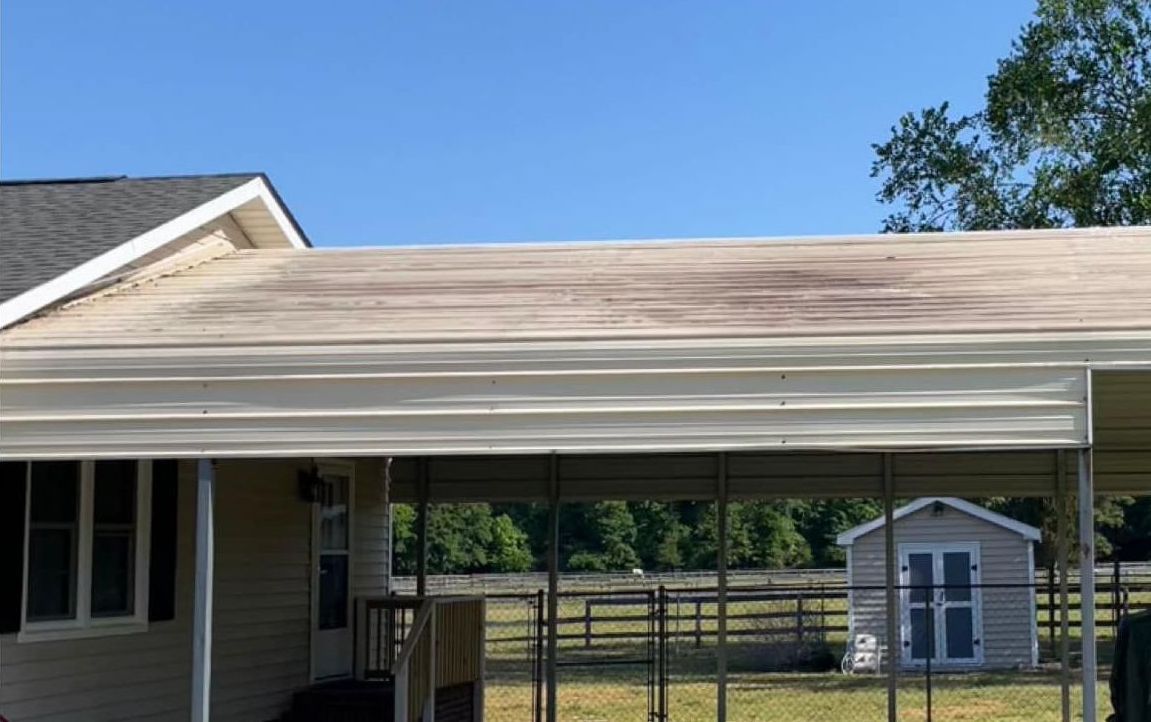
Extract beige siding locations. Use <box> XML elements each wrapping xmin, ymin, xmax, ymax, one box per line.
<box><xmin>0</xmin><ymin>461</ymin><xmax>196</xmax><ymax>722</ymax></box>
<box><xmin>210</xmin><ymin>459</ymin><xmax>311</xmax><ymax>722</ymax></box>
<box><xmin>353</xmin><ymin>459</ymin><xmax>390</xmax><ymax>598</ymax></box>
<box><xmin>847</xmin><ymin>505</ymin><xmax>1035</xmax><ymax>670</ymax></box>
<box><xmin>1</xmin><ymin>457</ymin><xmax>392</xmax><ymax>722</ymax></box>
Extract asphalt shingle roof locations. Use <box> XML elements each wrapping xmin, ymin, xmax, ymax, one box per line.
<box><xmin>0</xmin><ymin>173</ymin><xmax>259</xmax><ymax>304</ymax></box>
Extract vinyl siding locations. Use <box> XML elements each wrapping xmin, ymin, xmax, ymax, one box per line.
<box><xmin>210</xmin><ymin>459</ymin><xmax>310</xmax><ymax>722</ymax></box>
<box><xmin>0</xmin><ymin>458</ymin><xmax>392</xmax><ymax>722</ymax></box>
<box><xmin>0</xmin><ymin>460</ymin><xmax>196</xmax><ymax>722</ymax></box>
<box><xmin>847</xmin><ymin>505</ymin><xmax>1036</xmax><ymax>670</ymax></box>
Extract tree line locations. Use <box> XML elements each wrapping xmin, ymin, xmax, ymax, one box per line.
<box><xmin>391</xmin><ymin>496</ymin><xmax>1151</xmax><ymax>575</ymax></box>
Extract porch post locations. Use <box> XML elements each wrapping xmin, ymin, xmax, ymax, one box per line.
<box><xmin>416</xmin><ymin>457</ymin><xmax>429</xmax><ymax>597</ymax></box>
<box><xmin>883</xmin><ymin>453</ymin><xmax>898</xmax><ymax>722</ymax></box>
<box><xmin>546</xmin><ymin>453</ymin><xmax>559</xmax><ymax>722</ymax></box>
<box><xmin>1078</xmin><ymin>449</ymin><xmax>1098</xmax><ymax>722</ymax></box>
<box><xmin>1056</xmin><ymin>450</ymin><xmax>1071</xmax><ymax>722</ymax></box>
<box><xmin>192</xmin><ymin>459</ymin><xmax>215</xmax><ymax>722</ymax></box>
<box><xmin>716</xmin><ymin>452</ymin><xmax>728</xmax><ymax>722</ymax></box>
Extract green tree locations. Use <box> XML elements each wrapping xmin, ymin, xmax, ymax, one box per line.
<box><xmin>630</xmin><ymin>501</ymin><xmax>689</xmax><ymax>570</ymax></box>
<box><xmin>873</xmin><ymin>0</ymin><xmax>1151</xmax><ymax>232</ymax></box>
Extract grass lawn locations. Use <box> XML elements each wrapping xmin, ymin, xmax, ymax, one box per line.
<box><xmin>487</xmin><ymin>669</ymin><xmax>1112</xmax><ymax>722</ymax></box>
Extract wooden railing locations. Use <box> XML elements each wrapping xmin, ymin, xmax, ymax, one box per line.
<box><xmin>357</xmin><ymin>595</ymin><xmax>486</xmax><ymax>722</ymax></box>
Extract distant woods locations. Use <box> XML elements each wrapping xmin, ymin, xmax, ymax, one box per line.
<box><xmin>391</xmin><ymin>497</ymin><xmax>1151</xmax><ymax>575</ymax></box>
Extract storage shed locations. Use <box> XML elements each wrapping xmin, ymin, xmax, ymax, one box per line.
<box><xmin>837</xmin><ymin>497</ymin><xmax>1041</xmax><ymax>670</ymax></box>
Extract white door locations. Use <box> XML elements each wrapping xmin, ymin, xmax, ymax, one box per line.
<box><xmin>900</xmin><ymin>544</ymin><xmax>982</xmax><ymax>666</ymax></box>
<box><xmin>312</xmin><ymin>463</ymin><xmax>354</xmax><ymax>680</ymax></box>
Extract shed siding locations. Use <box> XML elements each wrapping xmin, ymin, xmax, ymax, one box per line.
<box><xmin>0</xmin><ymin>457</ymin><xmax>391</xmax><ymax>721</ymax></box>
<box><xmin>0</xmin><ymin>460</ymin><xmax>195</xmax><ymax>721</ymax></box>
<box><xmin>848</xmin><ymin>505</ymin><xmax>1035</xmax><ymax>669</ymax></box>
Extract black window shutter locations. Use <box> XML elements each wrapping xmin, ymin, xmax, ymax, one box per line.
<box><xmin>1</xmin><ymin>461</ymin><xmax>28</xmax><ymax>634</ymax></box>
<box><xmin>148</xmin><ymin>460</ymin><xmax>180</xmax><ymax>622</ymax></box>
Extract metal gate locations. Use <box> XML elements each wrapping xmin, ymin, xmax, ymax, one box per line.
<box><xmin>522</xmin><ymin>587</ymin><xmax>669</xmax><ymax>722</ymax></box>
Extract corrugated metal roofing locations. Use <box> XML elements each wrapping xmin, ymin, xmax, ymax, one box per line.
<box><xmin>1</xmin><ymin>226</ymin><xmax>1149</xmax><ymax>463</ymax></box>
<box><xmin>3</xmin><ymin>226</ymin><xmax>1149</xmax><ymax>347</ymax></box>
<box><xmin>0</xmin><ymin>174</ymin><xmax>259</xmax><ymax>304</ymax></box>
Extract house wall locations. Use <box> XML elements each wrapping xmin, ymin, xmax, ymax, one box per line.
<box><xmin>0</xmin><ymin>461</ymin><xmax>196</xmax><ymax>721</ymax></box>
<box><xmin>0</xmin><ymin>457</ymin><xmax>391</xmax><ymax>722</ymax></box>
<box><xmin>847</xmin><ymin>505</ymin><xmax>1035</xmax><ymax>669</ymax></box>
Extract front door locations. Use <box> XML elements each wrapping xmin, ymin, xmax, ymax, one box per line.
<box><xmin>312</xmin><ymin>463</ymin><xmax>354</xmax><ymax>680</ymax></box>
<box><xmin>900</xmin><ymin>543</ymin><xmax>982</xmax><ymax>667</ymax></box>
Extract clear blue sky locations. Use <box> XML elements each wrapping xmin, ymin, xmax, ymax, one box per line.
<box><xmin>2</xmin><ymin>1</ymin><xmax>1036</xmax><ymax>247</ymax></box>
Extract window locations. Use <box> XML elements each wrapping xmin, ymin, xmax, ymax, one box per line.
<box><xmin>22</xmin><ymin>460</ymin><xmax>151</xmax><ymax>640</ymax></box>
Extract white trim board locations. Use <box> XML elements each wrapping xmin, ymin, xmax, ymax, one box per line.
<box><xmin>836</xmin><ymin>497</ymin><xmax>1042</xmax><ymax>546</ymax></box>
<box><xmin>0</xmin><ymin>176</ymin><xmax>307</xmax><ymax>329</ymax></box>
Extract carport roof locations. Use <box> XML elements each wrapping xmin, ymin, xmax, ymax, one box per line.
<box><xmin>3</xmin><ymin>225</ymin><xmax>1151</xmax><ymax>347</ymax></box>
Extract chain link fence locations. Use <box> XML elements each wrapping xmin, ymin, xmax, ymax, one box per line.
<box><xmin>480</xmin><ymin>570</ymin><xmax>1151</xmax><ymax>721</ymax></box>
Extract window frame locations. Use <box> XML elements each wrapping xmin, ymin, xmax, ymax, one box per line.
<box><xmin>20</xmin><ymin>460</ymin><xmax>152</xmax><ymax>642</ymax></box>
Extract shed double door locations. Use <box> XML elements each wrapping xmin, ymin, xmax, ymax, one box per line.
<box><xmin>899</xmin><ymin>543</ymin><xmax>983</xmax><ymax>666</ymax></box>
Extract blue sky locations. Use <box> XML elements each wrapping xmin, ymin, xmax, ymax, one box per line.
<box><xmin>2</xmin><ymin>1</ymin><xmax>1035</xmax><ymax>247</ymax></box>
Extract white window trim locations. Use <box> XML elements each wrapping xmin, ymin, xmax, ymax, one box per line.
<box><xmin>897</xmin><ymin>541</ymin><xmax>985</xmax><ymax>668</ymax></box>
<box><xmin>19</xmin><ymin>461</ymin><xmax>152</xmax><ymax>643</ymax></box>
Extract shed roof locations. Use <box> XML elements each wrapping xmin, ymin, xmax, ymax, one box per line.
<box><xmin>3</xmin><ymin>225</ymin><xmax>1150</xmax><ymax>347</ymax></box>
<box><xmin>835</xmin><ymin>497</ymin><xmax>1042</xmax><ymax>546</ymax></box>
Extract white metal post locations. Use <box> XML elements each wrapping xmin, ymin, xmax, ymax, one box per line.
<box><xmin>416</xmin><ymin>457</ymin><xmax>429</xmax><ymax>597</ymax></box>
<box><xmin>1078</xmin><ymin>449</ymin><xmax>1097</xmax><ymax>722</ymax></box>
<box><xmin>1056</xmin><ymin>450</ymin><xmax>1071</xmax><ymax>722</ymax></box>
<box><xmin>883</xmin><ymin>453</ymin><xmax>898</xmax><ymax>722</ymax></box>
<box><xmin>546</xmin><ymin>454</ymin><xmax>559</xmax><ymax>722</ymax></box>
<box><xmin>192</xmin><ymin>459</ymin><xmax>215</xmax><ymax>722</ymax></box>
<box><xmin>716</xmin><ymin>452</ymin><xmax>728</xmax><ymax>722</ymax></box>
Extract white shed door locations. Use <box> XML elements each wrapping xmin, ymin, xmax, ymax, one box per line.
<box><xmin>900</xmin><ymin>544</ymin><xmax>983</xmax><ymax>666</ymax></box>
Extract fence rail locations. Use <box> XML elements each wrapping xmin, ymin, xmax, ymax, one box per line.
<box><xmin>395</xmin><ymin>561</ymin><xmax>1151</xmax><ymax>595</ymax></box>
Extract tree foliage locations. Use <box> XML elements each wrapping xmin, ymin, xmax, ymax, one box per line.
<box><xmin>872</xmin><ymin>0</ymin><xmax>1151</xmax><ymax>231</ymax></box>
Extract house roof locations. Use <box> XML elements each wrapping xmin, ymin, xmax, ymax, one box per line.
<box><xmin>0</xmin><ymin>173</ymin><xmax>310</xmax><ymax>328</ymax></box>
<box><xmin>835</xmin><ymin>497</ymin><xmax>1042</xmax><ymax>546</ymax></box>
<box><xmin>3</xmin><ymin>225</ymin><xmax>1150</xmax><ymax>346</ymax></box>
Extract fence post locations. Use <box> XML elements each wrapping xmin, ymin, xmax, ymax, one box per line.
<box><xmin>1048</xmin><ymin>564</ymin><xmax>1057</xmax><ymax>658</ymax></box>
<box><xmin>584</xmin><ymin>600</ymin><xmax>592</xmax><ymax>649</ymax></box>
<box><xmin>695</xmin><ymin>600</ymin><xmax>703</xmax><ymax>649</ymax></box>
<box><xmin>796</xmin><ymin>593</ymin><xmax>805</xmax><ymax>647</ymax></box>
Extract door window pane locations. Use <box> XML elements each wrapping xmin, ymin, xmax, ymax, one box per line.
<box><xmin>318</xmin><ymin>555</ymin><xmax>349</xmax><ymax>630</ymax></box>
<box><xmin>908</xmin><ymin>553</ymin><xmax>933</xmax><ymax>604</ymax></box>
<box><xmin>942</xmin><ymin>551</ymin><xmax>973</xmax><ymax>602</ymax></box>
<box><xmin>320</xmin><ymin>474</ymin><xmax>349</xmax><ymax>552</ymax></box>
<box><xmin>909</xmin><ymin>608</ymin><xmax>930</xmax><ymax>660</ymax></box>
<box><xmin>92</xmin><ymin>461</ymin><xmax>136</xmax><ymax>617</ymax></box>
<box><xmin>945</xmin><ymin>607</ymin><xmax>975</xmax><ymax>659</ymax></box>
<box><xmin>27</xmin><ymin>462</ymin><xmax>80</xmax><ymax>621</ymax></box>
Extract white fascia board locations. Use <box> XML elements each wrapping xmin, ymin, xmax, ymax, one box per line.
<box><xmin>0</xmin><ymin>177</ymin><xmax>306</xmax><ymax>329</ymax></box>
<box><xmin>836</xmin><ymin>496</ymin><xmax>1042</xmax><ymax>546</ymax></box>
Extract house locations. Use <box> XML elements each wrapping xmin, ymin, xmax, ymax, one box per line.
<box><xmin>1</xmin><ymin>173</ymin><xmax>1149</xmax><ymax>722</ymax></box>
<box><xmin>836</xmin><ymin>497</ymin><xmax>1042</xmax><ymax>670</ymax></box>
<box><xmin>0</xmin><ymin>176</ymin><xmax>405</xmax><ymax>722</ymax></box>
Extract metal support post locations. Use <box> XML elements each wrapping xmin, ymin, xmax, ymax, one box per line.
<box><xmin>883</xmin><ymin>453</ymin><xmax>898</xmax><ymax>722</ymax></box>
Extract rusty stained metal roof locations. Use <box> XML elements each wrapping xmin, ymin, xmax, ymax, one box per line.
<box><xmin>3</xmin><ymin>226</ymin><xmax>1150</xmax><ymax>347</ymax></box>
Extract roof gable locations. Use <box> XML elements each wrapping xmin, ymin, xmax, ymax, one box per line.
<box><xmin>0</xmin><ymin>173</ymin><xmax>309</xmax><ymax>328</ymax></box>
<box><xmin>835</xmin><ymin>497</ymin><xmax>1042</xmax><ymax>546</ymax></box>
